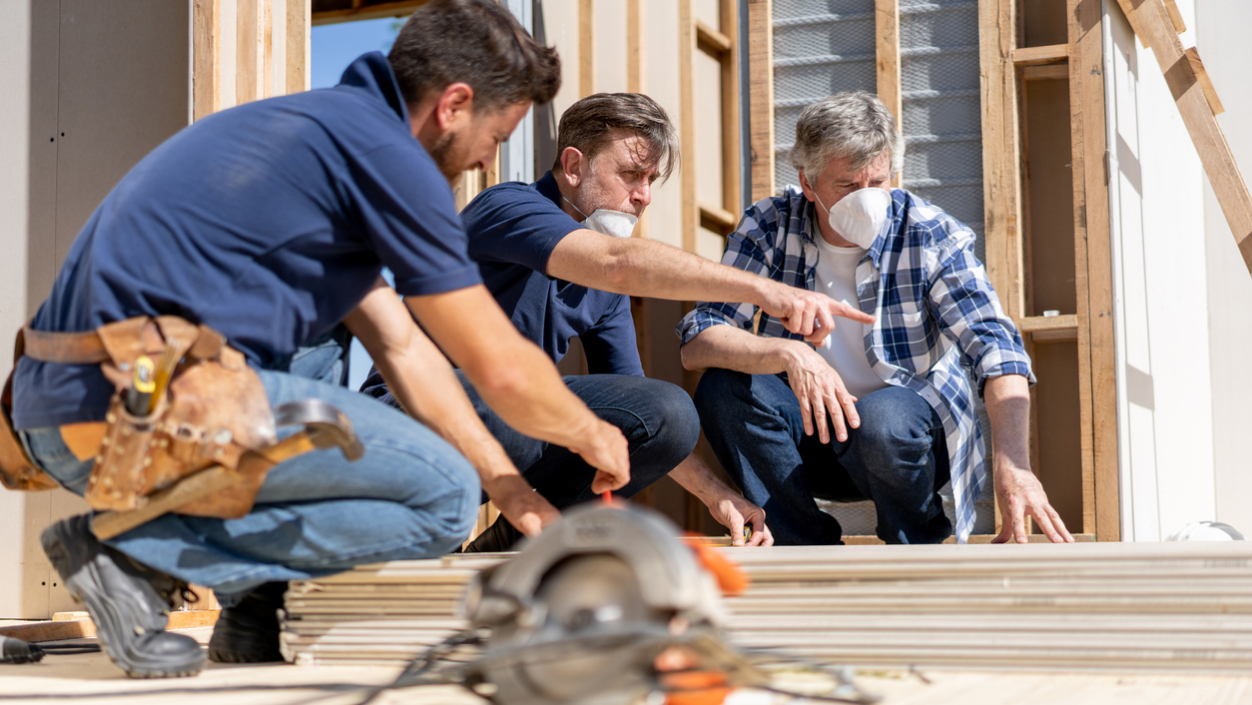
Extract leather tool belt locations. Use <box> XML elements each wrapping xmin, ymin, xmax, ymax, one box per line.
<box><xmin>0</xmin><ymin>316</ymin><xmax>278</xmax><ymax>519</ymax></box>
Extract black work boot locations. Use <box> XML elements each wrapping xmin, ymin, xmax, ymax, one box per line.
<box><xmin>463</xmin><ymin>516</ymin><xmax>524</xmax><ymax>553</ymax></box>
<box><xmin>41</xmin><ymin>515</ymin><xmax>206</xmax><ymax>678</ymax></box>
<box><xmin>208</xmin><ymin>581</ymin><xmax>287</xmax><ymax>663</ymax></box>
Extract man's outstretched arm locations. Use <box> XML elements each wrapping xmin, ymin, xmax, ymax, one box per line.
<box><xmin>405</xmin><ymin>283</ymin><xmax>631</xmax><ymax>495</ymax></box>
<box><xmin>547</xmin><ymin>230</ymin><xmax>873</xmax><ymax>344</ymax></box>
<box><xmin>345</xmin><ymin>281</ymin><xmax>562</xmax><ymax>537</ymax></box>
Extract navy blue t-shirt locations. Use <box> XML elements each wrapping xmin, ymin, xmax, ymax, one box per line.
<box><xmin>13</xmin><ymin>53</ymin><xmax>481</xmax><ymax>430</ymax></box>
<box><xmin>360</xmin><ymin>171</ymin><xmax>642</xmax><ymax>403</ymax></box>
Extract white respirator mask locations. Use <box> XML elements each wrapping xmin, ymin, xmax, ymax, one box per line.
<box><xmin>814</xmin><ymin>187</ymin><xmax>892</xmax><ymax>250</ymax></box>
<box><xmin>564</xmin><ymin>195</ymin><xmax>639</xmax><ymax>239</ymax></box>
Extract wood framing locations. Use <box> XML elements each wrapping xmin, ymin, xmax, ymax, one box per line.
<box><xmin>287</xmin><ymin>0</ymin><xmax>311</xmax><ymax>94</ymax></box>
<box><xmin>746</xmin><ymin>0</ymin><xmax>774</xmax><ymax>202</ymax></box>
<box><xmin>1120</xmin><ymin>0</ymin><xmax>1252</xmax><ymax>276</ymax></box>
<box><xmin>1068</xmin><ymin>0</ymin><xmax>1116</xmax><ymax>540</ymax></box>
<box><xmin>978</xmin><ymin>0</ymin><xmax>1024</xmax><ymax>320</ymax></box>
<box><xmin>193</xmin><ymin>0</ymin><xmax>222</xmax><ymax>121</ymax></box>
<box><xmin>579</xmin><ymin>0</ymin><xmax>594</xmax><ymax>98</ymax></box>
<box><xmin>679</xmin><ymin>0</ymin><xmax>697</xmax><ymax>255</ymax></box>
<box><xmin>875</xmin><ymin>0</ymin><xmax>901</xmax><ymax>188</ymax></box>
<box><xmin>237</xmin><ymin>0</ymin><xmax>274</xmax><ymax>105</ymax></box>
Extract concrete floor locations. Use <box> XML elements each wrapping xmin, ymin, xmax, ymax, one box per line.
<box><xmin>2</xmin><ymin>627</ymin><xmax>1252</xmax><ymax>704</ymax></box>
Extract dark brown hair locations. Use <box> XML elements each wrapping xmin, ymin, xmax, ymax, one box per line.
<box><xmin>554</xmin><ymin>93</ymin><xmax>679</xmax><ymax>181</ymax></box>
<box><xmin>388</xmin><ymin>0</ymin><xmax>561</xmax><ymax>111</ymax></box>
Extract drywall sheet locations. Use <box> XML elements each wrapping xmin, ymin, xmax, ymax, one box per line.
<box><xmin>1105</xmin><ymin>0</ymin><xmax>1215</xmax><ymax>541</ymax></box>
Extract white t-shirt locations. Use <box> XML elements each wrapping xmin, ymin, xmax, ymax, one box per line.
<box><xmin>811</xmin><ymin>236</ymin><xmax>888</xmax><ymax>400</ymax></box>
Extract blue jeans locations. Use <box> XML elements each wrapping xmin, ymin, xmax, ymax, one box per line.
<box><xmin>19</xmin><ymin>370</ymin><xmax>480</xmax><ymax>605</ymax></box>
<box><xmin>375</xmin><ymin>372</ymin><xmax>699</xmax><ymax>511</ymax></box>
<box><xmin>694</xmin><ymin>369</ymin><xmax>951</xmax><ymax>545</ymax></box>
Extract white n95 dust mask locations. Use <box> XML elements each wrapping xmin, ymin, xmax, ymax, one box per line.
<box><xmin>564</xmin><ymin>194</ymin><xmax>640</xmax><ymax>239</ymax></box>
<box><xmin>815</xmin><ymin>187</ymin><xmax>892</xmax><ymax>249</ymax></box>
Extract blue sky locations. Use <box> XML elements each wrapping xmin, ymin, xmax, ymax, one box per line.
<box><xmin>311</xmin><ymin>18</ymin><xmax>403</xmax><ymax>90</ymax></box>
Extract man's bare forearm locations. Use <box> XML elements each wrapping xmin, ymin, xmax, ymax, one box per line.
<box><xmin>667</xmin><ymin>452</ymin><xmax>739</xmax><ymax>505</ymax></box>
<box><xmin>548</xmin><ymin>232</ymin><xmax>772</xmax><ymax>304</ymax></box>
<box><xmin>983</xmin><ymin>374</ymin><xmax>1031</xmax><ymax>469</ymax></box>
<box><xmin>680</xmin><ymin>324</ymin><xmax>808</xmax><ymax>375</ymax></box>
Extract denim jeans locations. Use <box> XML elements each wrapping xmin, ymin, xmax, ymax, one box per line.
<box><xmin>694</xmin><ymin>369</ymin><xmax>951</xmax><ymax>545</ymax></box>
<box><xmin>376</xmin><ymin>372</ymin><xmax>699</xmax><ymax>512</ymax></box>
<box><xmin>19</xmin><ymin>369</ymin><xmax>480</xmax><ymax>605</ymax></box>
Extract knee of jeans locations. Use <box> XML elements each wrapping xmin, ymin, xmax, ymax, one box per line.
<box><xmin>648</xmin><ymin>382</ymin><xmax>700</xmax><ymax>464</ymax></box>
<box><xmin>694</xmin><ymin>369</ymin><xmax>748</xmax><ymax>424</ymax></box>
<box><xmin>424</xmin><ymin>464</ymin><xmax>482</xmax><ymax>554</ymax></box>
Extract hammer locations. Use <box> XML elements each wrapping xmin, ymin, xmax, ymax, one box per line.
<box><xmin>91</xmin><ymin>399</ymin><xmax>363</xmax><ymax>540</ymax></box>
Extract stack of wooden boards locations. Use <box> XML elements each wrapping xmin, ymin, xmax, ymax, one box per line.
<box><xmin>280</xmin><ymin>542</ymin><xmax>1252</xmax><ymax>672</ymax></box>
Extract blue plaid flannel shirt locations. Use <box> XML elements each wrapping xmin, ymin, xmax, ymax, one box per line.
<box><xmin>677</xmin><ymin>187</ymin><xmax>1034</xmax><ymax>542</ymax></box>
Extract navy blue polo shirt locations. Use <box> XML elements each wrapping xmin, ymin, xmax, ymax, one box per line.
<box><xmin>360</xmin><ymin>171</ymin><xmax>642</xmax><ymax>403</ymax></box>
<box><xmin>13</xmin><ymin>53</ymin><xmax>481</xmax><ymax>430</ymax></box>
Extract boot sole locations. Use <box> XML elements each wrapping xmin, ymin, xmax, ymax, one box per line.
<box><xmin>42</xmin><ymin>526</ymin><xmax>205</xmax><ymax>679</ymax></box>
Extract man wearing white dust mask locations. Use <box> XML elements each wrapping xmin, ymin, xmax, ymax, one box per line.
<box><xmin>363</xmin><ymin>93</ymin><xmax>874</xmax><ymax>551</ymax></box>
<box><xmin>680</xmin><ymin>91</ymin><xmax>1072</xmax><ymax>546</ymax></box>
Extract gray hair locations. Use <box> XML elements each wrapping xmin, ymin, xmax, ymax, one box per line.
<box><xmin>789</xmin><ymin>91</ymin><xmax>904</xmax><ymax>184</ymax></box>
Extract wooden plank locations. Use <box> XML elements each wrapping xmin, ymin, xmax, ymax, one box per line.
<box><xmin>287</xmin><ymin>0</ymin><xmax>310</xmax><ymax>94</ymax></box>
<box><xmin>237</xmin><ymin>0</ymin><xmax>262</xmax><ymax>104</ymax></box>
<box><xmin>1163</xmin><ymin>0</ymin><xmax>1186</xmax><ymax>34</ymax></box>
<box><xmin>978</xmin><ymin>0</ymin><xmax>1025</xmax><ymax>320</ymax></box>
<box><xmin>875</xmin><ymin>0</ymin><xmax>901</xmax><ymax>188</ymax></box>
<box><xmin>696</xmin><ymin>21</ymin><xmax>732</xmax><ymax>55</ymax></box>
<box><xmin>1185</xmin><ymin>47</ymin><xmax>1225</xmax><ymax>116</ymax></box>
<box><xmin>193</xmin><ymin>0</ymin><xmax>221</xmax><ymax>121</ymax></box>
<box><xmin>168</xmin><ymin>609</ymin><xmax>221</xmax><ymax>630</ymax></box>
<box><xmin>1012</xmin><ymin>43</ymin><xmax>1069</xmax><ymax>66</ymax></box>
<box><xmin>1127</xmin><ymin>2</ymin><xmax>1252</xmax><ymax>291</ymax></box>
<box><xmin>0</xmin><ymin>619</ymin><xmax>95</xmax><ymax>643</ymax></box>
<box><xmin>1112</xmin><ymin>0</ymin><xmax>1149</xmax><ymax>48</ymax></box>
<box><xmin>1068</xmin><ymin>0</ymin><xmax>1115</xmax><ymax>540</ymax></box>
<box><xmin>747</xmin><ymin>0</ymin><xmax>774</xmax><ymax>201</ymax></box>
<box><xmin>626</xmin><ymin>0</ymin><xmax>645</xmax><ymax>94</ymax></box>
<box><xmin>1016</xmin><ymin>314</ymin><xmax>1079</xmax><ymax>333</ymax></box>
<box><xmin>679</xmin><ymin>0</ymin><xmax>697</xmax><ymax>255</ymax></box>
<box><xmin>719</xmin><ymin>0</ymin><xmax>740</xmax><ymax>214</ymax></box>
<box><xmin>700</xmin><ymin>203</ymin><xmax>738</xmax><ymax>231</ymax></box>
<box><xmin>579</xmin><ymin>0</ymin><xmax>594</xmax><ymax>97</ymax></box>
<box><xmin>312</xmin><ymin>0</ymin><xmax>430</xmax><ymax>25</ymax></box>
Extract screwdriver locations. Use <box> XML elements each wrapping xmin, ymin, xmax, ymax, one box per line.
<box><xmin>126</xmin><ymin>356</ymin><xmax>156</xmax><ymax>417</ymax></box>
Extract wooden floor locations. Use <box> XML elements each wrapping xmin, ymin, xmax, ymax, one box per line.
<box><xmin>1</xmin><ymin>627</ymin><xmax>1251</xmax><ymax>704</ymax></box>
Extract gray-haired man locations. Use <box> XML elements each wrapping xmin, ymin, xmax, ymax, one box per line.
<box><xmin>680</xmin><ymin>92</ymin><xmax>1073</xmax><ymax>546</ymax></box>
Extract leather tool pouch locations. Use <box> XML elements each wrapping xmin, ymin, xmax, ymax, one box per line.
<box><xmin>0</xmin><ymin>330</ymin><xmax>60</xmax><ymax>491</ymax></box>
<box><xmin>10</xmin><ymin>317</ymin><xmax>278</xmax><ymax>519</ymax></box>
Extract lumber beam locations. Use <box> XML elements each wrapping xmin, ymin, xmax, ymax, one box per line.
<box><xmin>1012</xmin><ymin>44</ymin><xmax>1068</xmax><ymax>66</ymax></box>
<box><xmin>287</xmin><ymin>0</ymin><xmax>310</xmax><ymax>94</ymax></box>
<box><xmin>1185</xmin><ymin>47</ymin><xmax>1225</xmax><ymax>116</ymax></box>
<box><xmin>579</xmin><ymin>0</ymin><xmax>594</xmax><ymax>98</ymax></box>
<box><xmin>312</xmin><ymin>0</ymin><xmax>429</xmax><ymax>25</ymax></box>
<box><xmin>719</xmin><ymin>0</ymin><xmax>740</xmax><ymax>215</ymax></box>
<box><xmin>193</xmin><ymin>0</ymin><xmax>221</xmax><ymax>120</ymax></box>
<box><xmin>1126</xmin><ymin>0</ymin><xmax>1252</xmax><ymax>275</ymax></box>
<box><xmin>875</xmin><ymin>0</ymin><xmax>901</xmax><ymax>188</ymax></box>
<box><xmin>1068</xmin><ymin>0</ymin><xmax>1115</xmax><ymax>540</ymax></box>
<box><xmin>747</xmin><ymin>0</ymin><xmax>775</xmax><ymax>201</ymax></box>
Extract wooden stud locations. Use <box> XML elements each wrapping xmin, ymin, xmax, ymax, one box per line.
<box><xmin>978</xmin><ymin>0</ymin><xmax>1025</xmax><ymax>321</ymax></box>
<box><xmin>579</xmin><ymin>0</ymin><xmax>594</xmax><ymax>98</ymax></box>
<box><xmin>1068</xmin><ymin>0</ymin><xmax>1115</xmax><ymax>540</ymax></box>
<box><xmin>720</xmin><ymin>0</ymin><xmax>741</xmax><ymax>215</ymax></box>
<box><xmin>747</xmin><ymin>0</ymin><xmax>774</xmax><ymax>202</ymax></box>
<box><xmin>875</xmin><ymin>0</ymin><xmax>901</xmax><ymax>188</ymax></box>
<box><xmin>193</xmin><ymin>0</ymin><xmax>221</xmax><ymax>121</ymax></box>
<box><xmin>1127</xmin><ymin>0</ymin><xmax>1252</xmax><ymax>279</ymax></box>
<box><xmin>236</xmin><ymin>0</ymin><xmax>266</xmax><ymax>104</ymax></box>
<box><xmin>1023</xmin><ymin>64</ymin><xmax>1070</xmax><ymax>81</ymax></box>
<box><xmin>287</xmin><ymin>0</ymin><xmax>310</xmax><ymax>94</ymax></box>
<box><xmin>1185</xmin><ymin>47</ymin><xmax>1226</xmax><ymax>117</ymax></box>
<box><xmin>679</xmin><ymin>0</ymin><xmax>697</xmax><ymax>256</ymax></box>
<box><xmin>626</xmin><ymin>0</ymin><xmax>653</xmax><ymax>382</ymax></box>
<box><xmin>696</xmin><ymin>22</ymin><xmax>733</xmax><ymax>55</ymax></box>
<box><xmin>312</xmin><ymin>0</ymin><xmax>431</xmax><ymax>25</ymax></box>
